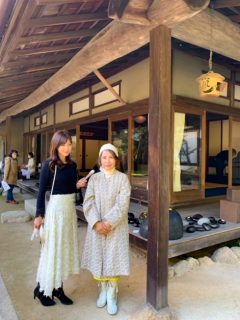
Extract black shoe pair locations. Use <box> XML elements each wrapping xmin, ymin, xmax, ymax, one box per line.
<box><xmin>34</xmin><ymin>284</ymin><xmax>73</xmax><ymax>306</ymax></box>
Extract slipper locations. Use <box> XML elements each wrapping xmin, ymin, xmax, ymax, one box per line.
<box><xmin>185</xmin><ymin>216</ymin><xmax>194</xmax><ymax>222</ymax></box>
<box><xmin>192</xmin><ymin>214</ymin><xmax>203</xmax><ymax>221</ymax></box>
<box><xmin>195</xmin><ymin>226</ymin><xmax>205</xmax><ymax>232</ymax></box>
<box><xmin>202</xmin><ymin>223</ymin><xmax>211</xmax><ymax>231</ymax></box>
<box><xmin>218</xmin><ymin>218</ymin><xmax>226</xmax><ymax>224</ymax></box>
<box><xmin>197</xmin><ymin>217</ymin><xmax>210</xmax><ymax>225</ymax></box>
<box><xmin>210</xmin><ymin>222</ymin><xmax>219</xmax><ymax>229</ymax></box>
<box><xmin>208</xmin><ymin>217</ymin><xmax>218</xmax><ymax>224</ymax></box>
<box><xmin>186</xmin><ymin>226</ymin><xmax>196</xmax><ymax>233</ymax></box>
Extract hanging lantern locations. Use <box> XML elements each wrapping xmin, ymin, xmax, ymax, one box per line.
<box><xmin>196</xmin><ymin>50</ymin><xmax>226</xmax><ymax>97</ymax></box>
<box><xmin>196</xmin><ymin>71</ymin><xmax>226</xmax><ymax>97</ymax></box>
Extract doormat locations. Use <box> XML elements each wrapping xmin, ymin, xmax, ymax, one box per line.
<box><xmin>205</xmin><ymin>187</ymin><xmax>227</xmax><ymax>197</ymax></box>
<box><xmin>0</xmin><ymin>274</ymin><xmax>18</xmax><ymax>320</ymax></box>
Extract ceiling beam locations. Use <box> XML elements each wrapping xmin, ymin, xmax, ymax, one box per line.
<box><xmin>0</xmin><ymin>77</ymin><xmax>45</xmax><ymax>89</ymax></box>
<box><xmin>11</xmin><ymin>42</ymin><xmax>85</xmax><ymax>57</ymax></box>
<box><xmin>0</xmin><ymin>91</ymin><xmax>31</xmax><ymax>100</ymax></box>
<box><xmin>213</xmin><ymin>0</ymin><xmax>240</xmax><ymax>9</ymax></box>
<box><xmin>0</xmin><ymin>66</ymin><xmax>58</xmax><ymax>79</ymax></box>
<box><xmin>18</xmin><ymin>28</ymin><xmax>101</xmax><ymax>44</ymax></box>
<box><xmin>94</xmin><ymin>69</ymin><xmax>126</xmax><ymax>104</ymax></box>
<box><xmin>0</xmin><ymin>1</ymin><xmax>37</xmax><ymax>66</ymax></box>
<box><xmin>172</xmin><ymin>8</ymin><xmax>240</xmax><ymax>60</ymax></box>
<box><xmin>109</xmin><ymin>0</ymin><xmax>151</xmax><ymax>25</ymax></box>
<box><xmin>4</xmin><ymin>52</ymin><xmax>74</xmax><ymax>69</ymax></box>
<box><xmin>36</xmin><ymin>0</ymin><xmax>94</xmax><ymax>4</ymax></box>
<box><xmin>24</xmin><ymin>12</ymin><xmax>109</xmax><ymax>28</ymax></box>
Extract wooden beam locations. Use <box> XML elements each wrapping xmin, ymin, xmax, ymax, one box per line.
<box><xmin>0</xmin><ymin>74</ymin><xmax>50</xmax><ymax>87</ymax></box>
<box><xmin>0</xmin><ymin>86</ymin><xmax>38</xmax><ymax>99</ymax></box>
<box><xmin>93</xmin><ymin>70</ymin><xmax>126</xmax><ymax>104</ymax></box>
<box><xmin>108</xmin><ymin>0</ymin><xmax>130</xmax><ymax>18</ymax></box>
<box><xmin>0</xmin><ymin>69</ymin><xmax>55</xmax><ymax>81</ymax></box>
<box><xmin>11</xmin><ymin>43</ymin><xmax>85</xmax><ymax>57</ymax></box>
<box><xmin>147</xmin><ymin>24</ymin><xmax>171</xmax><ymax>310</ymax></box>
<box><xmin>24</xmin><ymin>12</ymin><xmax>109</xmax><ymax>28</ymax></box>
<box><xmin>36</xmin><ymin>0</ymin><xmax>93</xmax><ymax>4</ymax></box>
<box><xmin>0</xmin><ymin>1</ymin><xmax>37</xmax><ymax>66</ymax></box>
<box><xmin>147</xmin><ymin>0</ymin><xmax>209</xmax><ymax>27</ymax></box>
<box><xmin>18</xmin><ymin>28</ymin><xmax>101</xmax><ymax>44</ymax></box>
<box><xmin>0</xmin><ymin>92</ymin><xmax>28</xmax><ymax>101</ymax></box>
<box><xmin>108</xmin><ymin>0</ymin><xmax>152</xmax><ymax>25</ymax></box>
<box><xmin>0</xmin><ymin>0</ymin><xmax>16</xmax><ymax>37</ymax></box>
<box><xmin>4</xmin><ymin>53</ymin><xmax>74</xmax><ymax>69</ymax></box>
<box><xmin>0</xmin><ymin>78</ymin><xmax>44</xmax><ymax>90</ymax></box>
<box><xmin>0</xmin><ymin>66</ymin><xmax>59</xmax><ymax>78</ymax></box>
<box><xmin>172</xmin><ymin>8</ymin><xmax>240</xmax><ymax>60</ymax></box>
<box><xmin>213</xmin><ymin>0</ymin><xmax>240</xmax><ymax>9</ymax></box>
<box><xmin>109</xmin><ymin>0</ymin><xmax>209</xmax><ymax>25</ymax></box>
<box><xmin>0</xmin><ymin>0</ymin><xmax>27</xmax><ymax>60</ymax></box>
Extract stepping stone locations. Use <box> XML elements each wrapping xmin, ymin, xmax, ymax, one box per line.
<box><xmin>1</xmin><ymin>210</ymin><xmax>32</xmax><ymax>223</ymax></box>
<box><xmin>24</xmin><ymin>199</ymin><xmax>37</xmax><ymax>218</ymax></box>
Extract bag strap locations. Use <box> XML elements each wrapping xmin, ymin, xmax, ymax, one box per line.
<box><xmin>50</xmin><ymin>166</ymin><xmax>57</xmax><ymax>196</ymax></box>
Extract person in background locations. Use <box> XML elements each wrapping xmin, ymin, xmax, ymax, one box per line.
<box><xmin>21</xmin><ymin>152</ymin><xmax>35</xmax><ymax>179</ymax></box>
<box><xmin>215</xmin><ymin>149</ymin><xmax>237</xmax><ymax>179</ymax></box>
<box><xmin>3</xmin><ymin>150</ymin><xmax>19</xmax><ymax>204</ymax></box>
<box><xmin>81</xmin><ymin>143</ymin><xmax>131</xmax><ymax>315</ymax></box>
<box><xmin>33</xmin><ymin>130</ymin><xmax>87</xmax><ymax>307</ymax></box>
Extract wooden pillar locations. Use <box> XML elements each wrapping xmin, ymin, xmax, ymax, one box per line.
<box><xmin>147</xmin><ymin>25</ymin><xmax>171</xmax><ymax>310</ymax></box>
<box><xmin>229</xmin><ymin>70</ymin><xmax>236</xmax><ymax>108</ymax></box>
<box><xmin>5</xmin><ymin>116</ymin><xmax>12</xmax><ymax>153</ymax></box>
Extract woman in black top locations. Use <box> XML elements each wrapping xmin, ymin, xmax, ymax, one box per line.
<box><xmin>33</xmin><ymin>130</ymin><xmax>86</xmax><ymax>307</ymax></box>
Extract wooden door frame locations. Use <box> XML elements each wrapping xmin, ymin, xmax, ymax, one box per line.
<box><xmin>171</xmin><ymin>103</ymin><xmax>205</xmax><ymax>204</ymax></box>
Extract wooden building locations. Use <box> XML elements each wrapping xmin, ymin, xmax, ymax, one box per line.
<box><xmin>0</xmin><ymin>0</ymin><xmax>240</xmax><ymax>314</ymax></box>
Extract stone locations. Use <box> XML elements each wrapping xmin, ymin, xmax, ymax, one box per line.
<box><xmin>211</xmin><ymin>246</ymin><xmax>239</xmax><ymax>264</ymax></box>
<box><xmin>173</xmin><ymin>260</ymin><xmax>192</xmax><ymax>277</ymax></box>
<box><xmin>127</xmin><ymin>305</ymin><xmax>176</xmax><ymax>320</ymax></box>
<box><xmin>186</xmin><ymin>257</ymin><xmax>199</xmax><ymax>269</ymax></box>
<box><xmin>1</xmin><ymin>210</ymin><xmax>32</xmax><ymax>224</ymax></box>
<box><xmin>24</xmin><ymin>199</ymin><xmax>37</xmax><ymax>218</ymax></box>
<box><xmin>198</xmin><ymin>256</ymin><xmax>214</xmax><ymax>266</ymax></box>
<box><xmin>230</xmin><ymin>246</ymin><xmax>240</xmax><ymax>260</ymax></box>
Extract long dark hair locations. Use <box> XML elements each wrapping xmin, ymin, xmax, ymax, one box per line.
<box><xmin>49</xmin><ymin>130</ymin><xmax>73</xmax><ymax>170</ymax></box>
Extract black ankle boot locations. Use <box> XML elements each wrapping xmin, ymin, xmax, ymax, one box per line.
<box><xmin>52</xmin><ymin>287</ymin><xmax>73</xmax><ymax>305</ymax></box>
<box><xmin>34</xmin><ymin>283</ymin><xmax>56</xmax><ymax>307</ymax></box>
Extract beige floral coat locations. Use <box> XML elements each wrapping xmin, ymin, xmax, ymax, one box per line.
<box><xmin>81</xmin><ymin>170</ymin><xmax>131</xmax><ymax>278</ymax></box>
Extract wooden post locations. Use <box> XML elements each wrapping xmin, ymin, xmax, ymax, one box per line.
<box><xmin>6</xmin><ymin>116</ymin><xmax>12</xmax><ymax>153</ymax></box>
<box><xmin>147</xmin><ymin>25</ymin><xmax>171</xmax><ymax>310</ymax></box>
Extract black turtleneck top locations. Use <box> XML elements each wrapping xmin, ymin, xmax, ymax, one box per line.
<box><xmin>36</xmin><ymin>159</ymin><xmax>78</xmax><ymax>217</ymax></box>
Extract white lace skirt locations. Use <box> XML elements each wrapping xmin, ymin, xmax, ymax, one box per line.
<box><xmin>36</xmin><ymin>194</ymin><xmax>79</xmax><ymax>296</ymax></box>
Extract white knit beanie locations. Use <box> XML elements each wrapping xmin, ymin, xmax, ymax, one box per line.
<box><xmin>99</xmin><ymin>143</ymin><xmax>119</xmax><ymax>157</ymax></box>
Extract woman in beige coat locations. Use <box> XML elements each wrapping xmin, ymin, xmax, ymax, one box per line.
<box><xmin>3</xmin><ymin>149</ymin><xmax>19</xmax><ymax>204</ymax></box>
<box><xmin>81</xmin><ymin>143</ymin><xmax>131</xmax><ymax>316</ymax></box>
